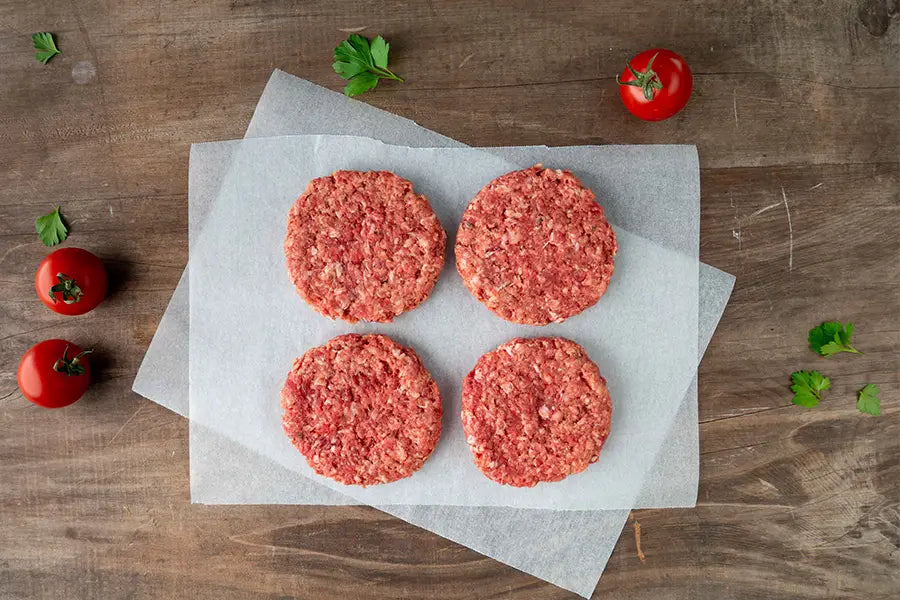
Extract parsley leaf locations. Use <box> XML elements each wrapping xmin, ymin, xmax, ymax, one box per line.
<box><xmin>808</xmin><ymin>321</ymin><xmax>862</xmax><ymax>356</ymax></box>
<box><xmin>333</xmin><ymin>34</ymin><xmax>403</xmax><ymax>97</ymax></box>
<box><xmin>343</xmin><ymin>73</ymin><xmax>379</xmax><ymax>96</ymax></box>
<box><xmin>32</xmin><ymin>32</ymin><xmax>60</xmax><ymax>65</ymax></box>
<box><xmin>369</xmin><ymin>35</ymin><xmax>389</xmax><ymax>69</ymax></box>
<box><xmin>35</xmin><ymin>206</ymin><xmax>69</xmax><ymax>246</ymax></box>
<box><xmin>790</xmin><ymin>370</ymin><xmax>830</xmax><ymax>408</ymax></box>
<box><xmin>857</xmin><ymin>384</ymin><xmax>881</xmax><ymax>416</ymax></box>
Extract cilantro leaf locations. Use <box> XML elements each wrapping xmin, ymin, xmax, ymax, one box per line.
<box><xmin>808</xmin><ymin>321</ymin><xmax>862</xmax><ymax>356</ymax></box>
<box><xmin>857</xmin><ymin>384</ymin><xmax>881</xmax><ymax>416</ymax></box>
<box><xmin>35</xmin><ymin>206</ymin><xmax>68</xmax><ymax>246</ymax></box>
<box><xmin>790</xmin><ymin>370</ymin><xmax>830</xmax><ymax>408</ymax></box>
<box><xmin>32</xmin><ymin>32</ymin><xmax>60</xmax><ymax>65</ymax></box>
<box><xmin>333</xmin><ymin>33</ymin><xmax>403</xmax><ymax>97</ymax></box>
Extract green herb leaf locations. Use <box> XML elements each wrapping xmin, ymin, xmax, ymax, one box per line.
<box><xmin>790</xmin><ymin>370</ymin><xmax>830</xmax><ymax>408</ymax></box>
<box><xmin>35</xmin><ymin>206</ymin><xmax>68</xmax><ymax>246</ymax></box>
<box><xmin>370</xmin><ymin>35</ymin><xmax>389</xmax><ymax>69</ymax></box>
<box><xmin>347</xmin><ymin>34</ymin><xmax>373</xmax><ymax>63</ymax></box>
<box><xmin>857</xmin><ymin>384</ymin><xmax>881</xmax><ymax>416</ymax></box>
<box><xmin>344</xmin><ymin>73</ymin><xmax>379</xmax><ymax>97</ymax></box>
<box><xmin>332</xmin><ymin>60</ymin><xmax>368</xmax><ymax>79</ymax></box>
<box><xmin>808</xmin><ymin>321</ymin><xmax>862</xmax><ymax>356</ymax></box>
<box><xmin>335</xmin><ymin>41</ymin><xmax>368</xmax><ymax>68</ymax></box>
<box><xmin>32</xmin><ymin>32</ymin><xmax>60</xmax><ymax>64</ymax></box>
<box><xmin>333</xmin><ymin>33</ymin><xmax>403</xmax><ymax>97</ymax></box>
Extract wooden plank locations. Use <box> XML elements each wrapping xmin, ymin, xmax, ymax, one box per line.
<box><xmin>0</xmin><ymin>1</ymin><xmax>897</xmax><ymax>598</ymax></box>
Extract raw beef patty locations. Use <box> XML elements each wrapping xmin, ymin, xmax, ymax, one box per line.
<box><xmin>282</xmin><ymin>334</ymin><xmax>442</xmax><ymax>486</ymax></box>
<box><xmin>285</xmin><ymin>170</ymin><xmax>446</xmax><ymax>323</ymax></box>
<box><xmin>455</xmin><ymin>166</ymin><xmax>617</xmax><ymax>325</ymax></box>
<box><xmin>461</xmin><ymin>337</ymin><xmax>612</xmax><ymax>487</ymax></box>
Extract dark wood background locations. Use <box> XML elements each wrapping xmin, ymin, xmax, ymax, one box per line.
<box><xmin>1</xmin><ymin>1</ymin><xmax>897</xmax><ymax>598</ymax></box>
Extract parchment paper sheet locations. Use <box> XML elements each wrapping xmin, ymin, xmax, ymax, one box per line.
<box><xmin>188</xmin><ymin>135</ymin><xmax>699</xmax><ymax>510</ymax></box>
<box><xmin>132</xmin><ymin>70</ymin><xmax>736</xmax><ymax>596</ymax></box>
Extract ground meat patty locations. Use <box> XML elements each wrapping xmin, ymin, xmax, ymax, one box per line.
<box><xmin>461</xmin><ymin>337</ymin><xmax>612</xmax><ymax>487</ymax></box>
<box><xmin>285</xmin><ymin>171</ymin><xmax>446</xmax><ymax>323</ymax></box>
<box><xmin>455</xmin><ymin>166</ymin><xmax>617</xmax><ymax>325</ymax></box>
<box><xmin>282</xmin><ymin>334</ymin><xmax>442</xmax><ymax>486</ymax></box>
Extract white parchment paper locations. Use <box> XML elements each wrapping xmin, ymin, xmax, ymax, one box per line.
<box><xmin>132</xmin><ymin>70</ymin><xmax>735</xmax><ymax>597</ymax></box>
<box><xmin>185</xmin><ymin>138</ymin><xmax>731</xmax><ymax>509</ymax></box>
<box><xmin>188</xmin><ymin>135</ymin><xmax>699</xmax><ymax>510</ymax></box>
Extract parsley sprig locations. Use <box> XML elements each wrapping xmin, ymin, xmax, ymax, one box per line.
<box><xmin>333</xmin><ymin>34</ymin><xmax>403</xmax><ymax>97</ymax></box>
<box><xmin>857</xmin><ymin>384</ymin><xmax>881</xmax><ymax>416</ymax></box>
<box><xmin>790</xmin><ymin>370</ymin><xmax>830</xmax><ymax>408</ymax></box>
<box><xmin>35</xmin><ymin>206</ymin><xmax>69</xmax><ymax>246</ymax></box>
<box><xmin>32</xmin><ymin>32</ymin><xmax>60</xmax><ymax>65</ymax></box>
<box><xmin>808</xmin><ymin>321</ymin><xmax>862</xmax><ymax>356</ymax></box>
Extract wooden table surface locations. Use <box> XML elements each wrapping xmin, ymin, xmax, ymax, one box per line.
<box><xmin>1</xmin><ymin>1</ymin><xmax>898</xmax><ymax>599</ymax></box>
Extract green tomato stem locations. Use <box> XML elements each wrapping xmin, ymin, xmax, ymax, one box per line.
<box><xmin>49</xmin><ymin>272</ymin><xmax>83</xmax><ymax>304</ymax></box>
<box><xmin>616</xmin><ymin>52</ymin><xmax>663</xmax><ymax>101</ymax></box>
<box><xmin>52</xmin><ymin>345</ymin><xmax>93</xmax><ymax>376</ymax></box>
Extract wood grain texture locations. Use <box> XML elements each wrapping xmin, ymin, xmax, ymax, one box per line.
<box><xmin>1</xmin><ymin>1</ymin><xmax>898</xmax><ymax>598</ymax></box>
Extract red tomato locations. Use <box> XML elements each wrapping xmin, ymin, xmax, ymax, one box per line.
<box><xmin>617</xmin><ymin>49</ymin><xmax>692</xmax><ymax>121</ymax></box>
<box><xmin>35</xmin><ymin>248</ymin><xmax>108</xmax><ymax>315</ymax></box>
<box><xmin>17</xmin><ymin>339</ymin><xmax>92</xmax><ymax>408</ymax></box>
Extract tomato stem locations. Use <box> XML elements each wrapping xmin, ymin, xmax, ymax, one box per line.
<box><xmin>616</xmin><ymin>52</ymin><xmax>664</xmax><ymax>101</ymax></box>
<box><xmin>53</xmin><ymin>345</ymin><xmax>93</xmax><ymax>376</ymax></box>
<box><xmin>48</xmin><ymin>272</ymin><xmax>83</xmax><ymax>304</ymax></box>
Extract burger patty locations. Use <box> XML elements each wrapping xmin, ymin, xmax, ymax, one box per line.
<box><xmin>281</xmin><ymin>334</ymin><xmax>443</xmax><ymax>486</ymax></box>
<box><xmin>456</xmin><ymin>166</ymin><xmax>617</xmax><ymax>325</ymax></box>
<box><xmin>284</xmin><ymin>170</ymin><xmax>446</xmax><ymax>323</ymax></box>
<box><xmin>461</xmin><ymin>337</ymin><xmax>612</xmax><ymax>487</ymax></box>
